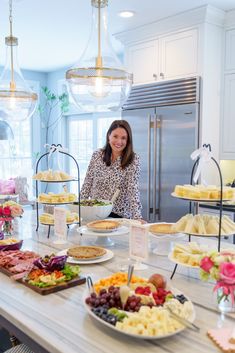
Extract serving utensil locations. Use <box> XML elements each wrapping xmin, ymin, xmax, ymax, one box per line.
<box><xmin>87</xmin><ymin>276</ymin><xmax>94</xmax><ymax>294</ymax></box>
<box><xmin>120</xmin><ymin>264</ymin><xmax>134</xmax><ymax>308</ymax></box>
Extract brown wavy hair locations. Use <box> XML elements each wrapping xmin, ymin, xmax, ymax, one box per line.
<box><xmin>102</xmin><ymin>120</ymin><xmax>134</xmax><ymax>169</ymax></box>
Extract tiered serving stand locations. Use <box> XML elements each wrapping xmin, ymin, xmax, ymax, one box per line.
<box><xmin>35</xmin><ymin>144</ymin><xmax>81</xmax><ymax>238</ymax></box>
<box><xmin>170</xmin><ymin>144</ymin><xmax>225</xmax><ymax>279</ymax></box>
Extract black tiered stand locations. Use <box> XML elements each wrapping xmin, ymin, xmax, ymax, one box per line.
<box><xmin>35</xmin><ymin>144</ymin><xmax>81</xmax><ymax>238</ymax></box>
<box><xmin>170</xmin><ymin>144</ymin><xmax>223</xmax><ymax>279</ymax></box>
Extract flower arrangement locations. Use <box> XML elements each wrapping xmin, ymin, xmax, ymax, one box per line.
<box><xmin>0</xmin><ymin>201</ymin><xmax>24</xmax><ymax>236</ymax></box>
<box><xmin>200</xmin><ymin>250</ymin><xmax>235</xmax><ymax>309</ymax></box>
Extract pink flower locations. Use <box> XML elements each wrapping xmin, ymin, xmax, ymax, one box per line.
<box><xmin>10</xmin><ymin>205</ymin><xmax>23</xmax><ymax>218</ymax></box>
<box><xmin>219</xmin><ymin>262</ymin><xmax>235</xmax><ymax>285</ymax></box>
<box><xmin>200</xmin><ymin>256</ymin><xmax>214</xmax><ymax>273</ymax></box>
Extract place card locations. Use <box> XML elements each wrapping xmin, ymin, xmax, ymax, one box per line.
<box><xmin>54</xmin><ymin>207</ymin><xmax>67</xmax><ymax>244</ymax></box>
<box><xmin>129</xmin><ymin>224</ymin><xmax>148</xmax><ymax>263</ymax></box>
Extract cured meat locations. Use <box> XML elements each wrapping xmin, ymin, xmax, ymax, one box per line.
<box><xmin>0</xmin><ymin>250</ymin><xmax>39</xmax><ymax>277</ymax></box>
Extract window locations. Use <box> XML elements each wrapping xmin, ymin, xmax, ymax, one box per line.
<box><xmin>0</xmin><ymin>80</ymin><xmax>40</xmax><ymax>199</ymax></box>
<box><xmin>67</xmin><ymin>113</ymin><xmax>121</xmax><ymax>193</ymax></box>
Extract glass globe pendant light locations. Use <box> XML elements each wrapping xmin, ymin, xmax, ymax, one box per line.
<box><xmin>66</xmin><ymin>0</ymin><xmax>132</xmax><ymax>112</ymax></box>
<box><xmin>0</xmin><ymin>0</ymin><xmax>38</xmax><ymax>122</ymax></box>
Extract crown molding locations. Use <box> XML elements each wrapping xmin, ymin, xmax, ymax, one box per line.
<box><xmin>115</xmin><ymin>5</ymin><xmax>225</xmax><ymax>46</ymax></box>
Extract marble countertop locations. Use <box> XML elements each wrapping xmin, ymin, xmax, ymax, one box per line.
<box><xmin>0</xmin><ymin>211</ymin><xmax>234</xmax><ymax>353</ymax></box>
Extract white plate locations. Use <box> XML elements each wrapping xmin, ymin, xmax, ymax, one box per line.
<box><xmin>83</xmin><ymin>288</ymin><xmax>196</xmax><ymax>340</ymax></box>
<box><xmin>79</xmin><ymin>225</ymin><xmax>129</xmax><ymax>237</ymax></box>
<box><xmin>57</xmin><ymin>248</ymin><xmax>114</xmax><ymax>264</ymax></box>
<box><xmin>168</xmin><ymin>252</ymin><xmax>200</xmax><ymax>268</ymax></box>
<box><xmin>171</xmin><ymin>192</ymin><xmax>232</xmax><ymax>202</ymax></box>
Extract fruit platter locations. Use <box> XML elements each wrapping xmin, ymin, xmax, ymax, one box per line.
<box><xmin>84</xmin><ymin>272</ymin><xmax>195</xmax><ymax>339</ymax></box>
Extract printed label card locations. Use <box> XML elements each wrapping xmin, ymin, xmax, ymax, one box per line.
<box><xmin>129</xmin><ymin>225</ymin><xmax>149</xmax><ymax>267</ymax></box>
<box><xmin>53</xmin><ymin>207</ymin><xmax>67</xmax><ymax>244</ymax></box>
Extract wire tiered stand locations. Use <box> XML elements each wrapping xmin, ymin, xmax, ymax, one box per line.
<box><xmin>170</xmin><ymin>144</ymin><xmax>224</xmax><ymax>279</ymax></box>
<box><xmin>35</xmin><ymin>144</ymin><xmax>81</xmax><ymax>238</ymax></box>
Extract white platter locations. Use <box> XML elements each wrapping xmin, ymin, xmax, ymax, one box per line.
<box><xmin>171</xmin><ymin>192</ymin><xmax>232</xmax><ymax>202</ymax></box>
<box><xmin>82</xmin><ymin>288</ymin><xmax>196</xmax><ymax>340</ymax></box>
<box><xmin>79</xmin><ymin>225</ymin><xmax>129</xmax><ymax>237</ymax></box>
<box><xmin>168</xmin><ymin>252</ymin><xmax>200</xmax><ymax>268</ymax></box>
<box><xmin>57</xmin><ymin>248</ymin><xmax>114</xmax><ymax>264</ymax></box>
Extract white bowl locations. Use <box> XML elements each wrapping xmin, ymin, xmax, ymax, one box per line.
<box><xmin>68</xmin><ymin>199</ymin><xmax>113</xmax><ymax>222</ymax></box>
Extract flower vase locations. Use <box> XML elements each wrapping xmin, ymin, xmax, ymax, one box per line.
<box><xmin>216</xmin><ymin>286</ymin><xmax>235</xmax><ymax>313</ymax></box>
<box><xmin>2</xmin><ymin>220</ymin><xmax>13</xmax><ymax>237</ymax></box>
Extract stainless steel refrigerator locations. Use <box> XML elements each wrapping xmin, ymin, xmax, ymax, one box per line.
<box><xmin>122</xmin><ymin>77</ymin><xmax>200</xmax><ymax>222</ymax></box>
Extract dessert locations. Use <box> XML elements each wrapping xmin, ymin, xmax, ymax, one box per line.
<box><xmin>87</xmin><ymin>220</ymin><xmax>121</xmax><ymax>231</ymax></box>
<box><xmin>149</xmin><ymin>223</ymin><xmax>177</xmax><ymax>235</ymax></box>
<box><xmin>67</xmin><ymin>246</ymin><xmax>106</xmax><ymax>259</ymax></box>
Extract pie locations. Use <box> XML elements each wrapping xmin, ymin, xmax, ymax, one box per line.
<box><xmin>149</xmin><ymin>223</ymin><xmax>176</xmax><ymax>235</ymax></box>
<box><xmin>86</xmin><ymin>220</ymin><xmax>121</xmax><ymax>231</ymax></box>
<box><xmin>67</xmin><ymin>246</ymin><xmax>106</xmax><ymax>259</ymax></box>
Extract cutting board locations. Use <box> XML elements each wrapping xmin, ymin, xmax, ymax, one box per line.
<box><xmin>0</xmin><ymin>266</ymin><xmax>86</xmax><ymax>295</ymax></box>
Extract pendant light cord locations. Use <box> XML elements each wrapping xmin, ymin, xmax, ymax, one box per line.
<box><xmin>9</xmin><ymin>0</ymin><xmax>15</xmax><ymax>91</ymax></box>
<box><xmin>96</xmin><ymin>0</ymin><xmax>102</xmax><ymax>67</ymax></box>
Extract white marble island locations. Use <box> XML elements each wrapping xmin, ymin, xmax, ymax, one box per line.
<box><xmin>0</xmin><ymin>211</ymin><xmax>234</xmax><ymax>353</ymax></box>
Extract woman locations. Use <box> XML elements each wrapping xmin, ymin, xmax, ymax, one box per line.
<box><xmin>81</xmin><ymin>120</ymin><xmax>143</xmax><ymax>220</ymax></box>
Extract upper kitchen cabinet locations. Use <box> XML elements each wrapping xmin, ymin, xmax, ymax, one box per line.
<box><xmin>225</xmin><ymin>29</ymin><xmax>235</xmax><ymax>71</ymax></box>
<box><xmin>127</xmin><ymin>40</ymin><xmax>159</xmax><ymax>85</ymax></box>
<box><xmin>126</xmin><ymin>29</ymin><xmax>198</xmax><ymax>85</ymax></box>
<box><xmin>221</xmin><ymin>74</ymin><xmax>235</xmax><ymax>159</ymax></box>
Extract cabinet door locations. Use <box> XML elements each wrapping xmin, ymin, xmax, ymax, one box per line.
<box><xmin>127</xmin><ymin>40</ymin><xmax>159</xmax><ymax>85</ymax></box>
<box><xmin>225</xmin><ymin>29</ymin><xmax>235</xmax><ymax>71</ymax></box>
<box><xmin>221</xmin><ymin>74</ymin><xmax>235</xmax><ymax>159</ymax></box>
<box><xmin>160</xmin><ymin>29</ymin><xmax>198</xmax><ymax>80</ymax></box>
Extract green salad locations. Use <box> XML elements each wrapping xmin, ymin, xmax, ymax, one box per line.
<box><xmin>74</xmin><ymin>199</ymin><xmax>111</xmax><ymax>207</ymax></box>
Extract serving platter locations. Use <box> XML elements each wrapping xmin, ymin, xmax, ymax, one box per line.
<box><xmin>79</xmin><ymin>225</ymin><xmax>129</xmax><ymax>246</ymax></box>
<box><xmin>168</xmin><ymin>252</ymin><xmax>200</xmax><ymax>268</ymax></box>
<box><xmin>37</xmin><ymin>201</ymin><xmax>76</xmax><ymax>205</ymax></box>
<box><xmin>171</xmin><ymin>192</ymin><xmax>232</xmax><ymax>202</ymax></box>
<box><xmin>83</xmin><ymin>287</ymin><xmax>196</xmax><ymax>340</ymax></box>
<box><xmin>0</xmin><ymin>239</ymin><xmax>23</xmax><ymax>251</ymax></box>
<box><xmin>57</xmin><ymin>248</ymin><xmax>114</xmax><ymax>264</ymax></box>
<box><xmin>0</xmin><ymin>265</ymin><xmax>86</xmax><ymax>295</ymax></box>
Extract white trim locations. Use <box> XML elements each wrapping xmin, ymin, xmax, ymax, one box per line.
<box><xmin>225</xmin><ymin>10</ymin><xmax>235</xmax><ymax>29</ymax></box>
<box><xmin>115</xmin><ymin>5</ymin><xmax>225</xmax><ymax>46</ymax></box>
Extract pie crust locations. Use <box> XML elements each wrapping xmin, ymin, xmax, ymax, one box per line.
<box><xmin>67</xmin><ymin>246</ymin><xmax>106</xmax><ymax>259</ymax></box>
<box><xmin>149</xmin><ymin>223</ymin><xmax>176</xmax><ymax>235</ymax></box>
<box><xmin>86</xmin><ymin>220</ymin><xmax>121</xmax><ymax>231</ymax></box>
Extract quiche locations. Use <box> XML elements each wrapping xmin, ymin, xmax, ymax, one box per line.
<box><xmin>86</xmin><ymin>220</ymin><xmax>121</xmax><ymax>231</ymax></box>
<box><xmin>149</xmin><ymin>223</ymin><xmax>177</xmax><ymax>235</ymax></box>
<box><xmin>67</xmin><ymin>246</ymin><xmax>106</xmax><ymax>259</ymax></box>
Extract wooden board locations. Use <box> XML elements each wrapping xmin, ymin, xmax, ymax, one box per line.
<box><xmin>0</xmin><ymin>266</ymin><xmax>86</xmax><ymax>295</ymax></box>
<box><xmin>21</xmin><ymin>276</ymin><xmax>86</xmax><ymax>295</ymax></box>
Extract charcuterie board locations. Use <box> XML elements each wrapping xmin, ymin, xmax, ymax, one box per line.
<box><xmin>0</xmin><ymin>266</ymin><xmax>86</xmax><ymax>295</ymax></box>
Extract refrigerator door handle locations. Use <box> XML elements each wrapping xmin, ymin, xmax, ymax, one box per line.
<box><xmin>153</xmin><ymin>114</ymin><xmax>157</xmax><ymax>222</ymax></box>
<box><xmin>158</xmin><ymin>116</ymin><xmax>162</xmax><ymax>220</ymax></box>
<box><xmin>147</xmin><ymin>114</ymin><xmax>151</xmax><ymax>221</ymax></box>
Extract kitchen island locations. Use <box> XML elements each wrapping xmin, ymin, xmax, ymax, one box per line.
<box><xmin>0</xmin><ymin>211</ymin><xmax>234</xmax><ymax>353</ymax></box>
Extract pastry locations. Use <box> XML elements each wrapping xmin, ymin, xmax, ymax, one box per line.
<box><xmin>149</xmin><ymin>223</ymin><xmax>176</xmax><ymax>235</ymax></box>
<box><xmin>86</xmin><ymin>220</ymin><xmax>121</xmax><ymax>231</ymax></box>
<box><xmin>67</xmin><ymin>246</ymin><xmax>106</xmax><ymax>259</ymax></box>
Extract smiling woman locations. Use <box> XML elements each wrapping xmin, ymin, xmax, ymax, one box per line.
<box><xmin>81</xmin><ymin>119</ymin><xmax>143</xmax><ymax>220</ymax></box>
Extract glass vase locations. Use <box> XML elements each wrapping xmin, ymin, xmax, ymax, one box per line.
<box><xmin>2</xmin><ymin>220</ymin><xmax>13</xmax><ymax>237</ymax></box>
<box><xmin>216</xmin><ymin>287</ymin><xmax>235</xmax><ymax>313</ymax></box>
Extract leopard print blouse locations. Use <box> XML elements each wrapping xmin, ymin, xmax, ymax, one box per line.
<box><xmin>81</xmin><ymin>149</ymin><xmax>142</xmax><ymax>219</ymax></box>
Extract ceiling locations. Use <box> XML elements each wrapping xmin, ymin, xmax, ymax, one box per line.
<box><xmin>0</xmin><ymin>0</ymin><xmax>235</xmax><ymax>72</ymax></box>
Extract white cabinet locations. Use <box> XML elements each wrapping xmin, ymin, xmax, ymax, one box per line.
<box><xmin>225</xmin><ymin>29</ymin><xmax>235</xmax><ymax>71</ymax></box>
<box><xmin>127</xmin><ymin>29</ymin><xmax>198</xmax><ymax>85</ymax></box>
<box><xmin>127</xmin><ymin>40</ymin><xmax>159</xmax><ymax>85</ymax></box>
<box><xmin>221</xmin><ymin>74</ymin><xmax>235</xmax><ymax>159</ymax></box>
